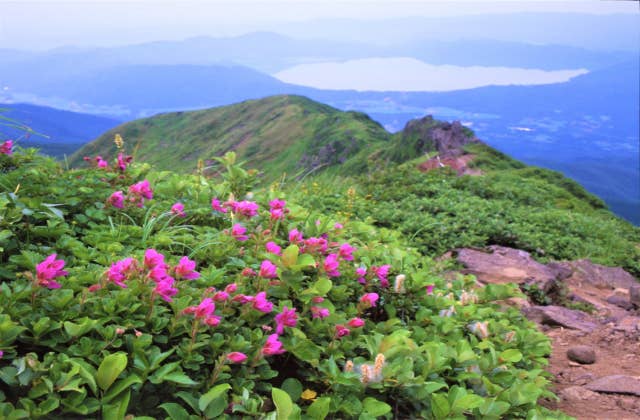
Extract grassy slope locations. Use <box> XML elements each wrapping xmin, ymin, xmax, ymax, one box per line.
<box><xmin>71</xmin><ymin>95</ymin><xmax>391</xmax><ymax>180</ymax></box>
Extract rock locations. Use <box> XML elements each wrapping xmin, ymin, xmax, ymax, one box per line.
<box><xmin>496</xmin><ymin>297</ymin><xmax>531</xmax><ymax>309</ymax></box>
<box><xmin>614</xmin><ymin>316</ymin><xmax>640</xmax><ymax>333</ymax></box>
<box><xmin>560</xmin><ymin>386</ymin><xmax>599</xmax><ymax>401</ymax></box>
<box><xmin>630</xmin><ymin>285</ymin><xmax>640</xmax><ymax>308</ymax></box>
<box><xmin>586</xmin><ymin>375</ymin><xmax>640</xmax><ymax>396</ymax></box>
<box><xmin>523</xmin><ymin>305</ymin><xmax>599</xmax><ymax>332</ymax></box>
<box><xmin>567</xmin><ymin>345</ymin><xmax>596</xmax><ymax>364</ymax></box>
<box><xmin>556</xmin><ymin>260</ymin><xmax>638</xmax><ymax>290</ymax></box>
<box><xmin>455</xmin><ymin>245</ymin><xmax>558</xmax><ymax>291</ymax></box>
<box><xmin>606</xmin><ymin>294</ymin><xmax>634</xmax><ymax>310</ymax></box>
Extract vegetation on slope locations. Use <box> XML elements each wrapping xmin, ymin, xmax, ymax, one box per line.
<box><xmin>71</xmin><ymin>95</ymin><xmax>393</xmax><ymax>180</ymax></box>
<box><xmin>0</xmin><ymin>145</ymin><xmax>571</xmax><ymax>418</ymax></box>
<box><xmin>300</xmin><ymin>143</ymin><xmax>640</xmax><ymax>277</ymax></box>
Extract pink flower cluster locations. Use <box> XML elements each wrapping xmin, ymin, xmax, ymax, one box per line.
<box><xmin>83</xmin><ymin>155</ymin><xmax>108</xmax><ymax>168</ymax></box>
<box><xmin>211</xmin><ymin>198</ymin><xmax>260</xmax><ymax>218</ymax></box>
<box><xmin>354</xmin><ymin>265</ymin><xmax>392</xmax><ymax>287</ymax></box>
<box><xmin>35</xmin><ymin>254</ymin><xmax>68</xmax><ymax>289</ymax></box>
<box><xmin>117</xmin><ymin>153</ymin><xmax>133</xmax><ymax>171</ymax></box>
<box><xmin>0</xmin><ymin>140</ymin><xmax>13</xmax><ymax>156</ymax></box>
<box><xmin>107</xmin><ymin>179</ymin><xmax>154</xmax><ymax>209</ymax></box>
<box><xmin>183</xmin><ymin>298</ymin><xmax>221</xmax><ymax>326</ymax></box>
<box><xmin>170</xmin><ymin>202</ymin><xmax>186</xmax><ymax>217</ymax></box>
<box><xmin>97</xmin><ymin>249</ymin><xmax>199</xmax><ymax>303</ymax></box>
<box><xmin>269</xmin><ymin>199</ymin><xmax>289</xmax><ymax>221</ymax></box>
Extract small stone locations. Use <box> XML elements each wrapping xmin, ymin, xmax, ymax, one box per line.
<box><xmin>567</xmin><ymin>345</ymin><xmax>596</xmax><ymax>364</ymax></box>
<box><xmin>560</xmin><ymin>386</ymin><xmax>598</xmax><ymax>401</ymax></box>
<box><xmin>586</xmin><ymin>375</ymin><xmax>640</xmax><ymax>396</ymax></box>
<box><xmin>630</xmin><ymin>285</ymin><xmax>640</xmax><ymax>308</ymax></box>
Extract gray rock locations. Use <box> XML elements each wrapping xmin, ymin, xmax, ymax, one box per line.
<box><xmin>523</xmin><ymin>305</ymin><xmax>598</xmax><ymax>332</ymax></box>
<box><xmin>630</xmin><ymin>285</ymin><xmax>640</xmax><ymax>308</ymax></box>
<box><xmin>567</xmin><ymin>345</ymin><xmax>596</xmax><ymax>364</ymax></box>
<box><xmin>556</xmin><ymin>260</ymin><xmax>638</xmax><ymax>290</ymax></box>
<box><xmin>606</xmin><ymin>294</ymin><xmax>634</xmax><ymax>310</ymax></box>
<box><xmin>456</xmin><ymin>246</ymin><xmax>558</xmax><ymax>291</ymax></box>
<box><xmin>586</xmin><ymin>375</ymin><xmax>640</xmax><ymax>396</ymax></box>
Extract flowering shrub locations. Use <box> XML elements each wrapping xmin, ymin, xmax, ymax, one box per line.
<box><xmin>0</xmin><ymin>149</ymin><xmax>565</xmax><ymax>418</ymax></box>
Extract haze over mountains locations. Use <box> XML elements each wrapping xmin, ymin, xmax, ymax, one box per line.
<box><xmin>0</xmin><ymin>11</ymin><xmax>637</xmax><ymax>224</ymax></box>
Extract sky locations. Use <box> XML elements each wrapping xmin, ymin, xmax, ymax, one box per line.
<box><xmin>0</xmin><ymin>0</ymin><xmax>637</xmax><ymax>50</ymax></box>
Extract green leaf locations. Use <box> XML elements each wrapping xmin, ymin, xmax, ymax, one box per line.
<box><xmin>431</xmin><ymin>394</ymin><xmax>450</xmax><ymax>419</ymax></box>
<box><xmin>163</xmin><ymin>372</ymin><xmax>198</xmax><ymax>386</ymax></box>
<box><xmin>272</xmin><ymin>387</ymin><xmax>293</xmax><ymax>420</ymax></box>
<box><xmin>103</xmin><ymin>374</ymin><xmax>142</xmax><ymax>404</ymax></box>
<box><xmin>500</xmin><ymin>349</ymin><xmax>523</xmax><ymax>363</ymax></box>
<box><xmin>281</xmin><ymin>245</ymin><xmax>299</xmax><ymax>268</ymax></box>
<box><xmin>102</xmin><ymin>389</ymin><xmax>131</xmax><ymax>420</ymax></box>
<box><xmin>282</xmin><ymin>378</ymin><xmax>303</xmax><ymax>401</ymax></box>
<box><xmin>313</xmin><ymin>278</ymin><xmax>332</xmax><ymax>295</ymax></box>
<box><xmin>362</xmin><ymin>397</ymin><xmax>391</xmax><ymax>417</ymax></box>
<box><xmin>64</xmin><ymin>318</ymin><xmax>97</xmax><ymax>338</ymax></box>
<box><xmin>160</xmin><ymin>403</ymin><xmax>190</xmax><ymax>420</ymax></box>
<box><xmin>293</xmin><ymin>253</ymin><xmax>316</xmax><ymax>270</ymax></box>
<box><xmin>307</xmin><ymin>397</ymin><xmax>330</xmax><ymax>420</ymax></box>
<box><xmin>451</xmin><ymin>394</ymin><xmax>484</xmax><ymax>413</ymax></box>
<box><xmin>96</xmin><ymin>353</ymin><xmax>128</xmax><ymax>391</ymax></box>
<box><xmin>479</xmin><ymin>400</ymin><xmax>510</xmax><ymax>418</ymax></box>
<box><xmin>198</xmin><ymin>383</ymin><xmax>231</xmax><ymax>412</ymax></box>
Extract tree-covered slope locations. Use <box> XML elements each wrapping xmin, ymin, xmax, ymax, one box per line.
<box><xmin>71</xmin><ymin>95</ymin><xmax>393</xmax><ymax>180</ymax></box>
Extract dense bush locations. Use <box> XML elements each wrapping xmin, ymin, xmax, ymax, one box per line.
<box><xmin>0</xmin><ymin>146</ymin><xmax>566</xmax><ymax>418</ymax></box>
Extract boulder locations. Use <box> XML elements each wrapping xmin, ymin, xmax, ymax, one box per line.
<box><xmin>556</xmin><ymin>259</ymin><xmax>638</xmax><ymax>290</ymax></box>
<box><xmin>630</xmin><ymin>285</ymin><xmax>640</xmax><ymax>308</ymax></box>
<box><xmin>559</xmin><ymin>386</ymin><xmax>599</xmax><ymax>401</ymax></box>
<box><xmin>586</xmin><ymin>375</ymin><xmax>640</xmax><ymax>396</ymax></box>
<box><xmin>523</xmin><ymin>305</ymin><xmax>598</xmax><ymax>332</ymax></box>
<box><xmin>455</xmin><ymin>246</ymin><xmax>558</xmax><ymax>291</ymax></box>
<box><xmin>567</xmin><ymin>345</ymin><xmax>597</xmax><ymax>364</ymax></box>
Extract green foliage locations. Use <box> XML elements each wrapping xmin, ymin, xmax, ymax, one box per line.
<box><xmin>0</xmin><ymin>149</ymin><xmax>568</xmax><ymax>418</ymax></box>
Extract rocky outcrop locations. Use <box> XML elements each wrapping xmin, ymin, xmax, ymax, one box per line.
<box><xmin>554</xmin><ymin>259</ymin><xmax>637</xmax><ymax>290</ymax></box>
<box><xmin>586</xmin><ymin>375</ymin><xmax>640</xmax><ymax>396</ymax></box>
<box><xmin>454</xmin><ymin>245</ymin><xmax>563</xmax><ymax>291</ymax></box>
<box><xmin>523</xmin><ymin>305</ymin><xmax>599</xmax><ymax>332</ymax></box>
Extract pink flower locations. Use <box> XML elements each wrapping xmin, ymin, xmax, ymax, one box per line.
<box><xmin>224</xmin><ymin>283</ymin><xmax>237</xmax><ymax>293</ymax></box>
<box><xmin>241</xmin><ymin>267</ymin><xmax>256</xmax><ymax>277</ymax></box>
<box><xmin>129</xmin><ymin>179</ymin><xmax>153</xmax><ymax>207</ymax></box>
<box><xmin>117</xmin><ymin>153</ymin><xmax>132</xmax><ymax>171</ymax></box>
<box><xmin>230</xmin><ymin>200</ymin><xmax>259</xmax><ymax>218</ymax></box>
<box><xmin>231</xmin><ymin>224</ymin><xmax>248</xmax><ymax>241</ymax></box>
<box><xmin>311</xmin><ymin>306</ymin><xmax>330</xmax><ymax>319</ymax></box>
<box><xmin>274</xmin><ymin>306</ymin><xmax>298</xmax><ymax>335</ymax></box>
<box><xmin>107</xmin><ymin>191</ymin><xmax>125</xmax><ymax>209</ymax></box>
<box><xmin>334</xmin><ymin>222</ymin><xmax>343</xmax><ymax>230</ymax></box>
<box><xmin>252</xmin><ymin>291</ymin><xmax>273</xmax><ymax>313</ymax></box>
<box><xmin>338</xmin><ymin>243</ymin><xmax>355</xmax><ymax>261</ymax></box>
<box><xmin>270</xmin><ymin>208</ymin><xmax>285</xmax><ymax>221</ymax></box>
<box><xmin>426</xmin><ymin>284</ymin><xmax>435</xmax><ymax>295</ymax></box>
<box><xmin>265</xmin><ymin>241</ymin><xmax>282</xmax><ymax>255</ymax></box>
<box><xmin>356</xmin><ymin>266</ymin><xmax>367</xmax><ymax>284</ymax></box>
<box><xmin>232</xmin><ymin>294</ymin><xmax>254</xmax><ymax>304</ymax></box>
<box><xmin>372</xmin><ymin>265</ymin><xmax>391</xmax><ymax>288</ymax></box>
<box><xmin>171</xmin><ymin>202</ymin><xmax>186</xmax><ymax>217</ymax></box>
<box><xmin>153</xmin><ymin>277</ymin><xmax>178</xmax><ymax>302</ymax></box>
<box><xmin>269</xmin><ymin>199</ymin><xmax>286</xmax><ymax>210</ymax></box>
<box><xmin>211</xmin><ymin>198</ymin><xmax>228</xmax><ymax>213</ymax></box>
<box><xmin>0</xmin><ymin>350</ymin><xmax>3</xmax><ymax>358</ymax></box>
<box><xmin>96</xmin><ymin>156</ymin><xmax>108</xmax><ymax>168</ymax></box>
<box><xmin>259</xmin><ymin>260</ymin><xmax>278</xmax><ymax>279</ymax></box>
<box><xmin>304</xmin><ymin>237</ymin><xmax>328</xmax><ymax>254</ymax></box>
<box><xmin>107</xmin><ymin>257</ymin><xmax>136</xmax><ymax>288</ymax></box>
<box><xmin>227</xmin><ymin>352</ymin><xmax>248</xmax><ymax>363</ymax></box>
<box><xmin>144</xmin><ymin>249</ymin><xmax>167</xmax><ymax>269</ymax></box>
<box><xmin>312</xmin><ymin>296</ymin><xmax>324</xmax><ymax>303</ymax></box>
<box><xmin>212</xmin><ymin>291</ymin><xmax>229</xmax><ymax>302</ymax></box>
<box><xmin>360</xmin><ymin>293</ymin><xmax>379</xmax><ymax>308</ymax></box>
<box><xmin>347</xmin><ymin>317</ymin><xmax>365</xmax><ymax>328</ymax></box>
<box><xmin>35</xmin><ymin>253</ymin><xmax>68</xmax><ymax>289</ymax></box>
<box><xmin>288</xmin><ymin>229</ymin><xmax>303</xmax><ymax>243</ymax></box>
<box><xmin>174</xmin><ymin>256</ymin><xmax>200</xmax><ymax>280</ymax></box>
<box><xmin>323</xmin><ymin>254</ymin><xmax>340</xmax><ymax>278</ymax></box>
<box><xmin>148</xmin><ymin>266</ymin><xmax>171</xmax><ymax>283</ymax></box>
<box><xmin>262</xmin><ymin>334</ymin><xmax>286</xmax><ymax>356</ymax></box>
<box><xmin>184</xmin><ymin>297</ymin><xmax>215</xmax><ymax>319</ymax></box>
<box><xmin>335</xmin><ymin>325</ymin><xmax>350</xmax><ymax>338</ymax></box>
<box><xmin>204</xmin><ymin>315</ymin><xmax>221</xmax><ymax>326</ymax></box>
<box><xmin>0</xmin><ymin>140</ymin><xmax>13</xmax><ymax>155</ymax></box>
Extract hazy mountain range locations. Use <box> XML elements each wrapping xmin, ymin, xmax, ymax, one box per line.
<box><xmin>0</xmin><ymin>13</ymin><xmax>637</xmax><ymax>224</ymax></box>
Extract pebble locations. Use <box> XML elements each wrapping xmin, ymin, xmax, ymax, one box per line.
<box><xmin>567</xmin><ymin>345</ymin><xmax>597</xmax><ymax>364</ymax></box>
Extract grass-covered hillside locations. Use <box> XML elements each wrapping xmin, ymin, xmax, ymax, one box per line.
<box><xmin>71</xmin><ymin>95</ymin><xmax>394</xmax><ymax>180</ymax></box>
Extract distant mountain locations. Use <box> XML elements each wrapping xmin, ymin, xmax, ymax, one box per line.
<box><xmin>0</xmin><ymin>103</ymin><xmax>120</xmax><ymax>157</ymax></box>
